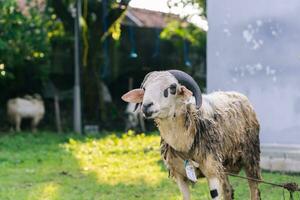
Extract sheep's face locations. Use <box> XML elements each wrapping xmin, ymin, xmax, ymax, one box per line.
<box><xmin>122</xmin><ymin>72</ymin><xmax>193</xmax><ymax>119</ymax></box>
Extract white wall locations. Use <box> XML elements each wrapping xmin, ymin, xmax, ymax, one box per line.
<box><xmin>207</xmin><ymin>0</ymin><xmax>300</xmax><ymax>145</ymax></box>
<box><xmin>207</xmin><ymin>0</ymin><xmax>300</xmax><ymax>171</ymax></box>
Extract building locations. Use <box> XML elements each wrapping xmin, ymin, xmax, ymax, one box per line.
<box><xmin>207</xmin><ymin>0</ymin><xmax>300</xmax><ymax>172</ymax></box>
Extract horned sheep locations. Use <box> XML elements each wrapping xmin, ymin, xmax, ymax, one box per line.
<box><xmin>122</xmin><ymin>70</ymin><xmax>261</xmax><ymax>200</ymax></box>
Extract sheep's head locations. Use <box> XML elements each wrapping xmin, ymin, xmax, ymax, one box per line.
<box><xmin>122</xmin><ymin>70</ymin><xmax>202</xmax><ymax>119</ymax></box>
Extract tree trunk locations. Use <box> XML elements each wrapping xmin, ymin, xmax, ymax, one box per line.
<box><xmin>50</xmin><ymin>1</ymin><xmax>127</xmax><ymax>129</ymax></box>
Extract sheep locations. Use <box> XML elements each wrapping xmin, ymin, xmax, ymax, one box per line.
<box><xmin>7</xmin><ymin>94</ymin><xmax>45</xmax><ymax>132</ymax></box>
<box><xmin>122</xmin><ymin>70</ymin><xmax>261</xmax><ymax>200</ymax></box>
<box><xmin>125</xmin><ymin>102</ymin><xmax>146</xmax><ymax>132</ymax></box>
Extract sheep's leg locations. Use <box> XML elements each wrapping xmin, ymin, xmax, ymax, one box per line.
<box><xmin>31</xmin><ymin>117</ymin><xmax>40</xmax><ymax>133</ymax></box>
<box><xmin>200</xmin><ymin>156</ymin><xmax>233</xmax><ymax>200</ymax></box>
<box><xmin>206</xmin><ymin>175</ymin><xmax>233</xmax><ymax>200</ymax></box>
<box><xmin>222</xmin><ymin>175</ymin><xmax>234</xmax><ymax>200</ymax></box>
<box><xmin>207</xmin><ymin>177</ymin><xmax>223</xmax><ymax>200</ymax></box>
<box><xmin>244</xmin><ymin>132</ymin><xmax>261</xmax><ymax>200</ymax></box>
<box><xmin>247</xmin><ymin>179</ymin><xmax>260</xmax><ymax>200</ymax></box>
<box><xmin>176</xmin><ymin>176</ymin><xmax>190</xmax><ymax>200</ymax></box>
<box><xmin>245</xmin><ymin>166</ymin><xmax>261</xmax><ymax>200</ymax></box>
<box><xmin>15</xmin><ymin>116</ymin><xmax>21</xmax><ymax>132</ymax></box>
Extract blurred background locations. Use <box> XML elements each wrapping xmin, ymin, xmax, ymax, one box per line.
<box><xmin>0</xmin><ymin>0</ymin><xmax>207</xmax><ymax>132</ymax></box>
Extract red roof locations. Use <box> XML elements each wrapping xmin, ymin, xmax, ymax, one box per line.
<box><xmin>123</xmin><ymin>7</ymin><xmax>182</xmax><ymax>28</ymax></box>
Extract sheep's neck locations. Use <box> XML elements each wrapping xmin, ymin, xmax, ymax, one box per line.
<box><xmin>155</xmin><ymin>111</ymin><xmax>195</xmax><ymax>152</ymax></box>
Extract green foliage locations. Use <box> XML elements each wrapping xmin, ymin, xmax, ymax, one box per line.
<box><xmin>0</xmin><ymin>0</ymin><xmax>64</xmax><ymax>86</ymax></box>
<box><xmin>160</xmin><ymin>21</ymin><xmax>205</xmax><ymax>46</ymax></box>
<box><xmin>0</xmin><ymin>131</ymin><xmax>299</xmax><ymax>200</ymax></box>
<box><xmin>167</xmin><ymin>0</ymin><xmax>206</xmax><ymax>17</ymax></box>
<box><xmin>162</xmin><ymin>0</ymin><xmax>206</xmax><ymax>49</ymax></box>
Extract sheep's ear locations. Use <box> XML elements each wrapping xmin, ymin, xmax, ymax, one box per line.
<box><xmin>179</xmin><ymin>86</ymin><xmax>193</xmax><ymax>98</ymax></box>
<box><xmin>121</xmin><ymin>89</ymin><xmax>144</xmax><ymax>103</ymax></box>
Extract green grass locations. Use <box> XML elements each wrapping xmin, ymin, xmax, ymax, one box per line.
<box><xmin>0</xmin><ymin>131</ymin><xmax>299</xmax><ymax>200</ymax></box>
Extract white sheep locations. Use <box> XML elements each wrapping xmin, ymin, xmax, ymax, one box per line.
<box><xmin>7</xmin><ymin>94</ymin><xmax>45</xmax><ymax>132</ymax></box>
<box><xmin>122</xmin><ymin>70</ymin><xmax>261</xmax><ymax>200</ymax></box>
<box><xmin>125</xmin><ymin>102</ymin><xmax>146</xmax><ymax>132</ymax></box>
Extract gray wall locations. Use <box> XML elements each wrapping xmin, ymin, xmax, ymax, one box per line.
<box><xmin>207</xmin><ymin>0</ymin><xmax>300</xmax><ymax>145</ymax></box>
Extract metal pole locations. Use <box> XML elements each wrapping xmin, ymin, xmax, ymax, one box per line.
<box><xmin>74</xmin><ymin>0</ymin><xmax>82</xmax><ymax>134</ymax></box>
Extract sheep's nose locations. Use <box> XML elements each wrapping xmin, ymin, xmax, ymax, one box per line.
<box><xmin>142</xmin><ymin>102</ymin><xmax>153</xmax><ymax>116</ymax></box>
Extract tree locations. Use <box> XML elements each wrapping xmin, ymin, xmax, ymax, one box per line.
<box><xmin>48</xmin><ymin>0</ymin><xmax>129</xmax><ymax>125</ymax></box>
<box><xmin>0</xmin><ymin>0</ymin><xmax>63</xmax><ymax>101</ymax></box>
<box><xmin>161</xmin><ymin>0</ymin><xmax>207</xmax><ymax>89</ymax></box>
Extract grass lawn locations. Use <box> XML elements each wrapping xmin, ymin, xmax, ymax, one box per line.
<box><xmin>0</xmin><ymin>131</ymin><xmax>299</xmax><ymax>200</ymax></box>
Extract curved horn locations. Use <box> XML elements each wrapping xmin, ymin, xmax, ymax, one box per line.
<box><xmin>168</xmin><ymin>70</ymin><xmax>202</xmax><ymax>108</ymax></box>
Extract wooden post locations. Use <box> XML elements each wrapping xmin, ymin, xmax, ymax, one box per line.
<box><xmin>54</xmin><ymin>93</ymin><xmax>62</xmax><ymax>133</ymax></box>
<box><xmin>129</xmin><ymin>77</ymin><xmax>133</xmax><ymax>90</ymax></box>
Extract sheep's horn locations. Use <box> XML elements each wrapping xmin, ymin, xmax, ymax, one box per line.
<box><xmin>168</xmin><ymin>70</ymin><xmax>202</xmax><ymax>109</ymax></box>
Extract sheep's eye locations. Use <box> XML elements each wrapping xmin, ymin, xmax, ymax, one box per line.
<box><xmin>163</xmin><ymin>83</ymin><xmax>177</xmax><ymax>98</ymax></box>
<box><xmin>169</xmin><ymin>83</ymin><xmax>177</xmax><ymax>95</ymax></box>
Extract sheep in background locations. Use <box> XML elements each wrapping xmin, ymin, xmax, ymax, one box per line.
<box><xmin>122</xmin><ymin>70</ymin><xmax>261</xmax><ymax>200</ymax></box>
<box><xmin>125</xmin><ymin>102</ymin><xmax>146</xmax><ymax>133</ymax></box>
<box><xmin>7</xmin><ymin>94</ymin><xmax>45</xmax><ymax>132</ymax></box>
